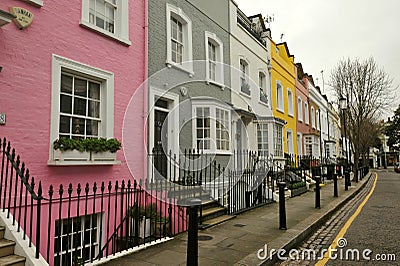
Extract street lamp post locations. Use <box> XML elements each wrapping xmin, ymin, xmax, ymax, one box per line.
<box><xmin>339</xmin><ymin>96</ymin><xmax>350</xmax><ymax>190</ymax></box>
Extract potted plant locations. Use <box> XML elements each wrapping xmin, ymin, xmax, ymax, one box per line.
<box><xmin>52</xmin><ymin>137</ymin><xmax>121</xmax><ymax>162</ymax></box>
<box><xmin>129</xmin><ymin>204</ymin><xmax>157</xmax><ymax>238</ymax></box>
<box><xmin>154</xmin><ymin>215</ymin><xmax>170</xmax><ymax>237</ymax></box>
<box><xmin>288</xmin><ymin>181</ymin><xmax>308</xmax><ymax>197</ymax></box>
<box><xmin>53</xmin><ymin>138</ymin><xmax>90</xmax><ymax>161</ymax></box>
<box><xmin>88</xmin><ymin>138</ymin><xmax>121</xmax><ymax>161</ymax></box>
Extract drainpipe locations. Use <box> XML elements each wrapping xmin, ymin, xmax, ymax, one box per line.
<box><xmin>143</xmin><ymin>0</ymin><xmax>149</xmax><ymax>182</ymax></box>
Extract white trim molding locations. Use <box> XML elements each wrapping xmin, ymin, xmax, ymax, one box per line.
<box><xmin>205</xmin><ymin>31</ymin><xmax>224</xmax><ymax>88</ymax></box>
<box><xmin>49</xmin><ymin>54</ymin><xmax>115</xmax><ymax>165</ymax></box>
<box><xmin>80</xmin><ymin>0</ymin><xmax>131</xmax><ymax>45</ymax></box>
<box><xmin>166</xmin><ymin>3</ymin><xmax>193</xmax><ymax>75</ymax></box>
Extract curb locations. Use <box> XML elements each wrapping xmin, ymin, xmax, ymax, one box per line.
<box><xmin>261</xmin><ymin>172</ymin><xmax>373</xmax><ymax>266</ymax></box>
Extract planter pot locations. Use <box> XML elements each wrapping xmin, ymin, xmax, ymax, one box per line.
<box><xmin>130</xmin><ymin>218</ymin><xmax>153</xmax><ymax>238</ymax></box>
<box><xmin>53</xmin><ymin>150</ymin><xmax>90</xmax><ymax>162</ymax></box>
<box><xmin>290</xmin><ymin>186</ymin><xmax>308</xmax><ymax>197</ymax></box>
<box><xmin>154</xmin><ymin>221</ymin><xmax>170</xmax><ymax>237</ymax></box>
<box><xmin>91</xmin><ymin>151</ymin><xmax>117</xmax><ymax>161</ymax></box>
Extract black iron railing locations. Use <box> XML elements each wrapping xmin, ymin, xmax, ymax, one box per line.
<box><xmin>148</xmin><ymin>148</ymin><xmax>275</xmax><ymax>215</ymax></box>
<box><xmin>0</xmin><ymin>138</ymin><xmax>188</xmax><ymax>266</ymax></box>
<box><xmin>0</xmin><ymin>138</ymin><xmax>43</xmax><ymax>260</ymax></box>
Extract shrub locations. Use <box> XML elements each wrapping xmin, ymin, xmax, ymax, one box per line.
<box><xmin>53</xmin><ymin>137</ymin><xmax>121</xmax><ymax>153</ymax></box>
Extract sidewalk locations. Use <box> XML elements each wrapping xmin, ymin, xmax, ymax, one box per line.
<box><xmin>101</xmin><ymin>174</ymin><xmax>372</xmax><ymax>266</ymax></box>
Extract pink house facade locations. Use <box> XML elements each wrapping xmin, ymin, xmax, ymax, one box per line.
<box><xmin>295</xmin><ymin>63</ymin><xmax>310</xmax><ymax>156</ymax></box>
<box><xmin>0</xmin><ymin>0</ymin><xmax>149</xmax><ymax>264</ymax></box>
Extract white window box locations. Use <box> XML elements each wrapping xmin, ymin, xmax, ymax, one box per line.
<box><xmin>91</xmin><ymin>151</ymin><xmax>117</xmax><ymax>161</ymax></box>
<box><xmin>53</xmin><ymin>150</ymin><xmax>90</xmax><ymax>162</ymax></box>
<box><xmin>130</xmin><ymin>218</ymin><xmax>154</xmax><ymax>238</ymax></box>
<box><xmin>49</xmin><ymin>150</ymin><xmax>120</xmax><ymax>166</ymax></box>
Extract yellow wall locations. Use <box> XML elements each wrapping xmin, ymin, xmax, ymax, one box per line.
<box><xmin>271</xmin><ymin>41</ymin><xmax>298</xmax><ymax>155</ymax></box>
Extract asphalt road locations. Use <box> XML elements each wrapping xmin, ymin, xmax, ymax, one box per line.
<box><xmin>326</xmin><ymin>170</ymin><xmax>400</xmax><ymax>265</ymax></box>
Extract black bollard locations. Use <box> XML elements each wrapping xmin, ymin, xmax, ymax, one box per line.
<box><xmin>187</xmin><ymin>198</ymin><xmax>202</xmax><ymax>266</ymax></box>
<box><xmin>344</xmin><ymin>167</ymin><xmax>349</xmax><ymax>191</ymax></box>
<box><xmin>278</xmin><ymin>182</ymin><xmax>287</xmax><ymax>230</ymax></box>
<box><xmin>315</xmin><ymin>176</ymin><xmax>321</xmax><ymax>209</ymax></box>
<box><xmin>333</xmin><ymin>174</ymin><xmax>338</xmax><ymax>197</ymax></box>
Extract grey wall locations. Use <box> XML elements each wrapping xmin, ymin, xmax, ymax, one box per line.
<box><xmin>148</xmin><ymin>0</ymin><xmax>232</xmax><ymax>152</ymax></box>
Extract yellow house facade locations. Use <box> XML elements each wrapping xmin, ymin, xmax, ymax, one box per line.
<box><xmin>270</xmin><ymin>41</ymin><xmax>298</xmax><ymax>156</ymax></box>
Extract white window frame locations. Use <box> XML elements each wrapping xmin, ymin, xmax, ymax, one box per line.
<box><xmin>305</xmin><ymin>136</ymin><xmax>313</xmax><ymax>156</ymax></box>
<box><xmin>274</xmin><ymin>124</ymin><xmax>283</xmax><ymax>158</ymax></box>
<box><xmin>49</xmin><ymin>54</ymin><xmax>114</xmax><ymax>164</ymax></box>
<box><xmin>297</xmin><ymin>133</ymin><xmax>303</xmax><ymax>155</ymax></box>
<box><xmin>304</xmin><ymin>102</ymin><xmax>309</xmax><ymax>125</ymax></box>
<box><xmin>166</xmin><ymin>4</ymin><xmax>193</xmax><ymax>75</ymax></box>
<box><xmin>58</xmin><ymin>73</ymin><xmax>102</xmax><ymax>139</ymax></box>
<box><xmin>257</xmin><ymin>123</ymin><xmax>269</xmax><ymax>156</ymax></box>
<box><xmin>311</xmin><ymin>106</ymin><xmax>315</xmax><ymax>129</ymax></box>
<box><xmin>239</xmin><ymin>57</ymin><xmax>250</xmax><ymax>96</ymax></box>
<box><xmin>286</xmin><ymin>129</ymin><xmax>294</xmax><ymax>155</ymax></box>
<box><xmin>316</xmin><ymin>110</ymin><xmax>320</xmax><ymax>130</ymax></box>
<box><xmin>276</xmin><ymin>80</ymin><xmax>284</xmax><ymax>113</ymax></box>
<box><xmin>287</xmin><ymin>88</ymin><xmax>294</xmax><ymax>117</ymax></box>
<box><xmin>205</xmin><ymin>32</ymin><xmax>224</xmax><ymax>87</ymax></box>
<box><xmin>192</xmin><ymin>102</ymin><xmax>231</xmax><ymax>154</ymax></box>
<box><xmin>258</xmin><ymin>70</ymin><xmax>268</xmax><ymax>105</ymax></box>
<box><xmin>81</xmin><ymin>0</ymin><xmax>131</xmax><ymax>45</ymax></box>
<box><xmin>54</xmin><ymin>213</ymin><xmax>101</xmax><ymax>265</ymax></box>
<box><xmin>297</xmin><ymin>97</ymin><xmax>303</xmax><ymax>122</ymax></box>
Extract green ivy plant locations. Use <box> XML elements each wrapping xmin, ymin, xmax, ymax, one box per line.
<box><xmin>53</xmin><ymin>138</ymin><xmax>121</xmax><ymax>153</ymax></box>
<box><xmin>288</xmin><ymin>181</ymin><xmax>306</xmax><ymax>190</ymax></box>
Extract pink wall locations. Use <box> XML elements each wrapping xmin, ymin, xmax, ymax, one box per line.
<box><xmin>295</xmin><ymin>65</ymin><xmax>310</xmax><ymax>155</ymax></box>
<box><xmin>0</xmin><ymin>1</ymin><xmax>147</xmax><ymax>262</ymax></box>
<box><xmin>0</xmin><ymin>0</ymin><xmax>146</xmax><ymax>188</ymax></box>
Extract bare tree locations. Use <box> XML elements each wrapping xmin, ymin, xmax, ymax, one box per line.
<box><xmin>330</xmin><ymin>57</ymin><xmax>397</xmax><ymax>179</ymax></box>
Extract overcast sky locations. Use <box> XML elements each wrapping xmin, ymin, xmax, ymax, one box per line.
<box><xmin>235</xmin><ymin>0</ymin><xmax>400</xmax><ymax>118</ymax></box>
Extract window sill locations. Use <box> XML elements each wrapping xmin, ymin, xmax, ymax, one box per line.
<box><xmin>23</xmin><ymin>0</ymin><xmax>43</xmax><ymax>7</ymax></box>
<box><xmin>80</xmin><ymin>21</ymin><xmax>132</xmax><ymax>46</ymax></box>
<box><xmin>206</xmin><ymin>80</ymin><xmax>225</xmax><ymax>90</ymax></box>
<box><xmin>195</xmin><ymin>150</ymin><xmax>233</xmax><ymax>156</ymax></box>
<box><xmin>48</xmin><ymin>150</ymin><xmax>121</xmax><ymax>166</ymax></box>
<box><xmin>166</xmin><ymin>61</ymin><xmax>194</xmax><ymax>77</ymax></box>
<box><xmin>239</xmin><ymin>91</ymin><xmax>251</xmax><ymax>99</ymax></box>
<box><xmin>258</xmin><ymin>100</ymin><xmax>269</xmax><ymax>108</ymax></box>
<box><xmin>288</xmin><ymin>113</ymin><xmax>294</xmax><ymax>118</ymax></box>
<box><xmin>276</xmin><ymin>108</ymin><xmax>285</xmax><ymax>114</ymax></box>
<box><xmin>48</xmin><ymin>160</ymin><xmax>121</xmax><ymax>166</ymax></box>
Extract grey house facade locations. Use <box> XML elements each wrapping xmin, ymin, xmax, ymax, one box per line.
<box><xmin>147</xmin><ymin>0</ymin><xmax>232</xmax><ymax>180</ymax></box>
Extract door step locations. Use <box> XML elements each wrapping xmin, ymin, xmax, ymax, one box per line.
<box><xmin>198</xmin><ymin>215</ymin><xmax>236</xmax><ymax>230</ymax></box>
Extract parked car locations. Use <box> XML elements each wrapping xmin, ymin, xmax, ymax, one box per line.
<box><xmin>394</xmin><ymin>163</ymin><xmax>400</xmax><ymax>173</ymax></box>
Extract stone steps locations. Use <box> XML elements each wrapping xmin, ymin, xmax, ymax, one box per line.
<box><xmin>0</xmin><ymin>226</ymin><xmax>26</xmax><ymax>266</ymax></box>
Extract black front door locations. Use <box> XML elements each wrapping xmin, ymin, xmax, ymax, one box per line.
<box><xmin>154</xmin><ymin>109</ymin><xmax>168</xmax><ymax>180</ymax></box>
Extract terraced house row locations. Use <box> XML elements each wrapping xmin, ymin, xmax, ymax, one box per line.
<box><xmin>0</xmin><ymin>0</ymin><xmax>344</xmax><ymax>265</ymax></box>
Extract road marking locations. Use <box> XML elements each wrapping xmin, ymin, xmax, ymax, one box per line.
<box><xmin>316</xmin><ymin>173</ymin><xmax>378</xmax><ymax>266</ymax></box>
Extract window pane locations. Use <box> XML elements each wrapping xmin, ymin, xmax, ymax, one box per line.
<box><xmin>61</xmin><ymin>74</ymin><xmax>73</xmax><ymax>93</ymax></box>
<box><xmin>196</xmin><ymin>119</ymin><xmax>203</xmax><ymax>128</ymax></box>
<box><xmin>59</xmin><ymin>116</ymin><xmax>71</xmax><ymax>134</ymax></box>
<box><xmin>60</xmin><ymin>95</ymin><xmax>72</xmax><ymax>114</ymax></box>
<box><xmin>86</xmin><ymin>120</ymin><xmax>98</xmax><ymax>136</ymax></box>
<box><xmin>171</xmin><ymin>19</ymin><xmax>177</xmax><ymax>39</ymax></box>
<box><xmin>88</xmin><ymin>100</ymin><xmax>99</xmax><ymax>118</ymax></box>
<box><xmin>197</xmin><ymin>129</ymin><xmax>203</xmax><ymax>138</ymax></box>
<box><xmin>74</xmin><ymin>98</ymin><xmax>87</xmax><ymax>116</ymax></box>
<box><xmin>74</xmin><ymin>78</ymin><xmax>87</xmax><ymax>97</ymax></box>
<box><xmin>72</xmin><ymin>118</ymin><xmax>85</xmax><ymax>135</ymax></box>
<box><xmin>89</xmin><ymin>82</ymin><xmax>100</xmax><ymax>100</ymax></box>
